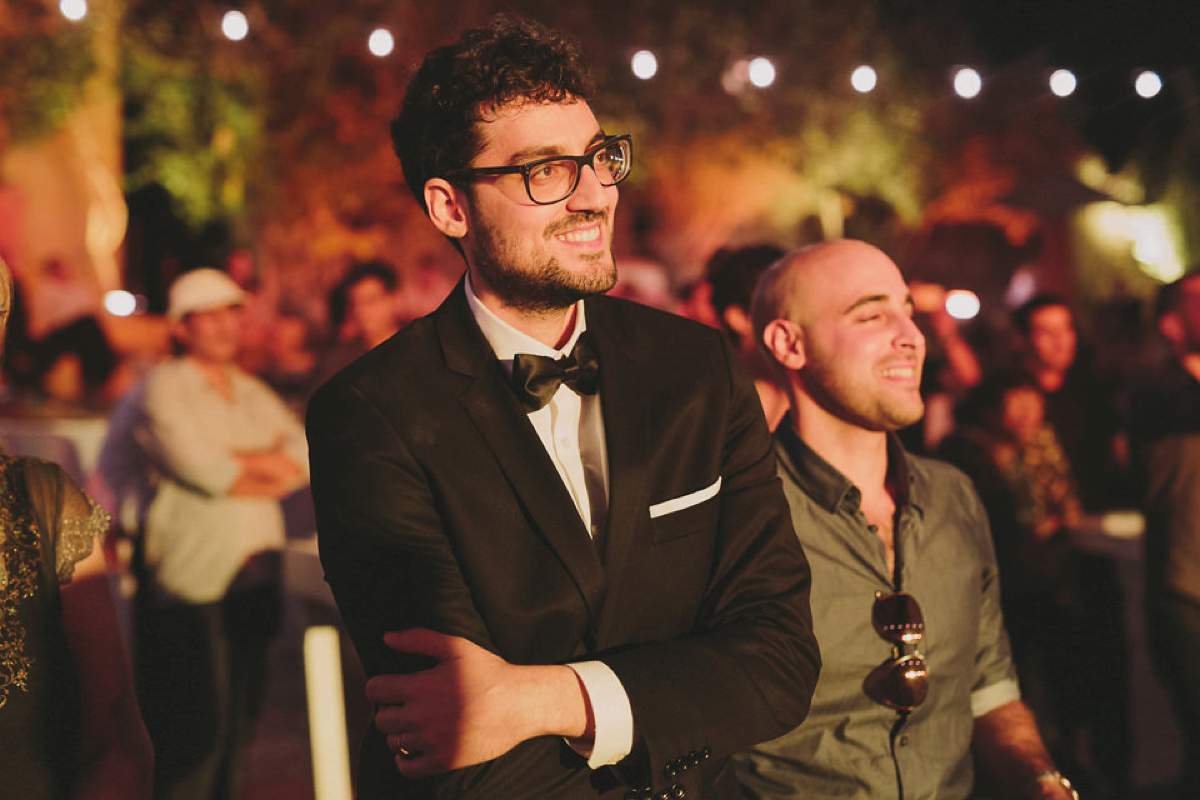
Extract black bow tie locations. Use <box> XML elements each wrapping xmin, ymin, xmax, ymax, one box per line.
<box><xmin>511</xmin><ymin>332</ymin><xmax>600</xmax><ymax>412</ymax></box>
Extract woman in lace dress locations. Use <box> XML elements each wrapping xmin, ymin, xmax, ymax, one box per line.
<box><xmin>0</xmin><ymin>258</ymin><xmax>152</xmax><ymax>799</ymax></box>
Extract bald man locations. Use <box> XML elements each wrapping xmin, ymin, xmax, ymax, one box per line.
<box><xmin>733</xmin><ymin>241</ymin><xmax>1077</xmax><ymax>800</ymax></box>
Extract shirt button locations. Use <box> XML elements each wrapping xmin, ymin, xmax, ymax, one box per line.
<box><xmin>898</xmin><ymin>735</ymin><xmax>909</xmax><ymax>746</ymax></box>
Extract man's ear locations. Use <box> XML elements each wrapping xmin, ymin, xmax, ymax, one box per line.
<box><xmin>425</xmin><ymin>178</ymin><xmax>469</xmax><ymax>239</ymax></box>
<box><xmin>762</xmin><ymin>318</ymin><xmax>806</xmax><ymax>371</ymax></box>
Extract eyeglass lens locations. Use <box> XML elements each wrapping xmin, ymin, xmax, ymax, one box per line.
<box><xmin>527</xmin><ymin>138</ymin><xmax>631</xmax><ymax>204</ymax></box>
<box><xmin>863</xmin><ymin>592</ymin><xmax>929</xmax><ymax>712</ymax></box>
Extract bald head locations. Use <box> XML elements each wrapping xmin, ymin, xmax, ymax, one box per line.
<box><xmin>752</xmin><ymin>239</ymin><xmax>925</xmax><ymax>433</ymax></box>
<box><xmin>751</xmin><ymin>240</ymin><xmax>897</xmax><ymax>345</ymax></box>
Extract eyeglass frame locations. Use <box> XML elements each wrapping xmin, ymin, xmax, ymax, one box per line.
<box><xmin>863</xmin><ymin>590</ymin><xmax>929</xmax><ymax>712</ymax></box>
<box><xmin>442</xmin><ymin>134</ymin><xmax>633</xmax><ymax>205</ymax></box>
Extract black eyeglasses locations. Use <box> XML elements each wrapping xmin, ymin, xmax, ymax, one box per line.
<box><xmin>863</xmin><ymin>591</ymin><xmax>928</xmax><ymax>712</ymax></box>
<box><xmin>444</xmin><ymin>134</ymin><xmax>633</xmax><ymax>205</ymax></box>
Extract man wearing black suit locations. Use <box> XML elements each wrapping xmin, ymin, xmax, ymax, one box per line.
<box><xmin>305</xmin><ymin>16</ymin><xmax>820</xmax><ymax>800</ymax></box>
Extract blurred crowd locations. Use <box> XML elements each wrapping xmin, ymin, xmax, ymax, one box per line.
<box><xmin>0</xmin><ymin>240</ymin><xmax>1193</xmax><ymax>799</ymax></box>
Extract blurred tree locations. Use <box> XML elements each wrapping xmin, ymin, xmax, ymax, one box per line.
<box><xmin>115</xmin><ymin>0</ymin><xmax>979</xmax><ymax>298</ymax></box>
<box><xmin>0</xmin><ymin>0</ymin><xmax>96</xmax><ymax>149</ymax></box>
<box><xmin>9</xmin><ymin>0</ymin><xmax>1149</xmax><ymax>317</ymax></box>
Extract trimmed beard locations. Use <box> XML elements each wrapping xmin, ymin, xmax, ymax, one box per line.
<box><xmin>470</xmin><ymin>210</ymin><xmax>618</xmax><ymax>315</ymax></box>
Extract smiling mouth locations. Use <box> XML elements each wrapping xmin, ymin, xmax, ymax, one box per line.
<box><xmin>556</xmin><ymin>224</ymin><xmax>602</xmax><ymax>244</ymax></box>
<box><xmin>882</xmin><ymin>365</ymin><xmax>919</xmax><ymax>380</ymax></box>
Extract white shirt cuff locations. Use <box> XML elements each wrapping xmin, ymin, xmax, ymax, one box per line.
<box><xmin>566</xmin><ymin>660</ymin><xmax>634</xmax><ymax>767</ymax></box>
<box><xmin>971</xmin><ymin>677</ymin><xmax>1021</xmax><ymax>718</ymax></box>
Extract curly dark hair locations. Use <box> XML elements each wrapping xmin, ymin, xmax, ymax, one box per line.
<box><xmin>390</xmin><ymin>16</ymin><xmax>594</xmax><ymax>214</ymax></box>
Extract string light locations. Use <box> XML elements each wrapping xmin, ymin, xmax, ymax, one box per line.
<box><xmin>631</xmin><ymin>50</ymin><xmax>658</xmax><ymax>80</ymax></box>
<box><xmin>117</xmin><ymin>10</ymin><xmax>1179</xmax><ymax>112</ymax></box>
<box><xmin>953</xmin><ymin>67</ymin><xmax>982</xmax><ymax>99</ymax></box>
<box><xmin>104</xmin><ymin>290</ymin><xmax>138</xmax><ymax>317</ymax></box>
<box><xmin>1135</xmin><ymin>70</ymin><xmax>1163</xmax><ymax>98</ymax></box>
<box><xmin>747</xmin><ymin>57</ymin><xmax>776</xmax><ymax>89</ymax></box>
<box><xmin>851</xmin><ymin>65</ymin><xmax>877</xmax><ymax>93</ymax></box>
<box><xmin>945</xmin><ymin>290</ymin><xmax>981</xmax><ymax>320</ymax></box>
<box><xmin>368</xmin><ymin>28</ymin><xmax>394</xmax><ymax>57</ymax></box>
<box><xmin>59</xmin><ymin>0</ymin><xmax>87</xmax><ymax>21</ymax></box>
<box><xmin>221</xmin><ymin>10</ymin><xmax>249</xmax><ymax>41</ymax></box>
<box><xmin>1049</xmin><ymin>69</ymin><xmax>1076</xmax><ymax>97</ymax></box>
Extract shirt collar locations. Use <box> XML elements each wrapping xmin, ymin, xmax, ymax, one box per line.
<box><xmin>774</xmin><ymin>415</ymin><xmax>922</xmax><ymax>517</ymax></box>
<box><xmin>464</xmin><ymin>272</ymin><xmax>586</xmax><ymax>372</ymax></box>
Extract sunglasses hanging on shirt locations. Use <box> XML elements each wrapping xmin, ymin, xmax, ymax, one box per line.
<box><xmin>863</xmin><ymin>590</ymin><xmax>929</xmax><ymax>712</ymax></box>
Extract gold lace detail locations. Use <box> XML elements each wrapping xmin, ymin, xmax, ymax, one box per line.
<box><xmin>0</xmin><ymin>457</ymin><xmax>42</xmax><ymax>708</ymax></box>
<box><xmin>55</xmin><ymin>499</ymin><xmax>105</xmax><ymax>584</ymax></box>
<box><xmin>0</xmin><ymin>456</ymin><xmax>107</xmax><ymax>708</ymax></box>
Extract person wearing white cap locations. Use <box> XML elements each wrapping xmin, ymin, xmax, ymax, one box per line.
<box><xmin>113</xmin><ymin>267</ymin><xmax>309</xmax><ymax>800</ymax></box>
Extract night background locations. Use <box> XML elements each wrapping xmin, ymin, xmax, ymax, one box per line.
<box><xmin>4</xmin><ymin>0</ymin><xmax>1199</xmax><ymax>329</ymax></box>
<box><xmin>3</xmin><ymin>2</ymin><xmax>1200</xmax><ymax>797</ymax></box>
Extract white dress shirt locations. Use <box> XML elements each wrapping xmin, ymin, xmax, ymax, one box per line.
<box><xmin>465</xmin><ymin>276</ymin><xmax>633</xmax><ymax>768</ymax></box>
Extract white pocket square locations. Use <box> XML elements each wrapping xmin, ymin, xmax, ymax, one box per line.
<box><xmin>649</xmin><ymin>476</ymin><xmax>723</xmax><ymax>519</ymax></box>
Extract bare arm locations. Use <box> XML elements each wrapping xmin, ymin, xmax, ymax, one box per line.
<box><xmin>972</xmin><ymin>699</ymin><xmax>1076</xmax><ymax>800</ymax></box>
<box><xmin>911</xmin><ymin>281</ymin><xmax>982</xmax><ymax>392</ymax></box>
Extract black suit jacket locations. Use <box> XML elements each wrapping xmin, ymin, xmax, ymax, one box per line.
<box><xmin>306</xmin><ymin>282</ymin><xmax>819</xmax><ymax>799</ymax></box>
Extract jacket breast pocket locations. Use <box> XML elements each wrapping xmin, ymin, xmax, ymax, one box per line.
<box><xmin>649</xmin><ymin>476</ymin><xmax>721</xmax><ymax>543</ymax></box>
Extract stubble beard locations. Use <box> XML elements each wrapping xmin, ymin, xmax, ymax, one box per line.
<box><xmin>472</xmin><ymin>211</ymin><xmax>617</xmax><ymax>315</ymax></box>
<box><xmin>803</xmin><ymin>350</ymin><xmax>925</xmax><ymax>433</ymax></box>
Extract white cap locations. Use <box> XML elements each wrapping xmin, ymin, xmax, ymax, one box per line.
<box><xmin>167</xmin><ymin>268</ymin><xmax>246</xmax><ymax>321</ymax></box>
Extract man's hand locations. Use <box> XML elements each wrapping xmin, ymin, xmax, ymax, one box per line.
<box><xmin>368</xmin><ymin>629</ymin><xmax>590</xmax><ymax>778</ymax></box>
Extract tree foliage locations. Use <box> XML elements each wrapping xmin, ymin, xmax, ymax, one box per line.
<box><xmin>7</xmin><ymin>0</ymin><xmax>1113</xmax><ymax>305</ymax></box>
<box><xmin>0</xmin><ymin>0</ymin><xmax>96</xmax><ymax>146</ymax></box>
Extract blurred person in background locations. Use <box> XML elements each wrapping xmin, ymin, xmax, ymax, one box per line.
<box><xmin>908</xmin><ymin>281</ymin><xmax>983</xmax><ymax>454</ymax></box>
<box><xmin>674</xmin><ymin>276</ymin><xmax>723</xmax><ymax>329</ymax></box>
<box><xmin>313</xmin><ymin>260</ymin><xmax>406</xmax><ymax>386</ymax></box>
<box><xmin>115</xmin><ymin>267</ymin><xmax>309</xmax><ymax>800</ymax></box>
<box><xmin>1007</xmin><ymin>293</ymin><xmax>1133</xmax><ymax>796</ymax></box>
<box><xmin>0</xmin><ymin>259</ymin><xmax>152</xmax><ymax>799</ymax></box>
<box><xmin>605</xmin><ymin>256</ymin><xmax>675</xmax><ymax>311</ymax></box>
<box><xmin>937</xmin><ymin>373</ymin><xmax>1130</xmax><ymax>796</ymax></box>
<box><xmin>1130</xmin><ymin>270</ymin><xmax>1200</xmax><ymax>799</ymax></box>
<box><xmin>259</xmin><ymin>310</ymin><xmax>319</xmax><ymax>411</ymax></box>
<box><xmin>1011</xmin><ymin>293</ymin><xmax>1128</xmax><ymax>511</ymax></box>
<box><xmin>2</xmin><ymin>255</ymin><xmax>119</xmax><ymax>405</ymax></box>
<box><xmin>705</xmin><ymin>243</ymin><xmax>789</xmax><ymax>430</ymax></box>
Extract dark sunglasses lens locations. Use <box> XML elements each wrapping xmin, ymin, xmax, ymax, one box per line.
<box><xmin>864</xmin><ymin>655</ymin><xmax>929</xmax><ymax>712</ymax></box>
<box><xmin>872</xmin><ymin>592</ymin><xmax>924</xmax><ymax>645</ymax></box>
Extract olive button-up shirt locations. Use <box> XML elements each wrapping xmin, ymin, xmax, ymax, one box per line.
<box><xmin>735</xmin><ymin>425</ymin><xmax>1019</xmax><ymax>800</ymax></box>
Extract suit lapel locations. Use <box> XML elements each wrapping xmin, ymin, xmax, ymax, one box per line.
<box><xmin>434</xmin><ymin>283</ymin><xmax>607</xmax><ymax>619</ymax></box>
<box><xmin>586</xmin><ymin>300</ymin><xmax>651</xmax><ymax>625</ymax></box>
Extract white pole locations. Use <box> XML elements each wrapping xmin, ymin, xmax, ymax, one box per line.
<box><xmin>303</xmin><ymin>625</ymin><xmax>354</xmax><ymax>800</ymax></box>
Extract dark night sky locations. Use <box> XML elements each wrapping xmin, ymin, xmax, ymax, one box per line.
<box><xmin>961</xmin><ymin>0</ymin><xmax>1200</xmax><ymax>168</ymax></box>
